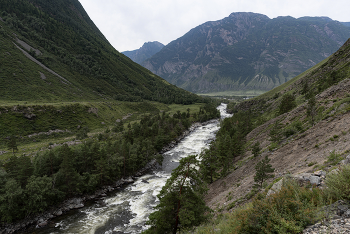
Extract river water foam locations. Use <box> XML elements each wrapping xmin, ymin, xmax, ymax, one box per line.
<box><xmin>35</xmin><ymin>103</ymin><xmax>231</xmax><ymax>234</ymax></box>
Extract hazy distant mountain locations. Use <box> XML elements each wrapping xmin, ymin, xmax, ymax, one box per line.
<box><xmin>142</xmin><ymin>12</ymin><xmax>350</xmax><ymax>94</ymax></box>
<box><xmin>122</xmin><ymin>41</ymin><xmax>164</xmax><ymax>64</ymax></box>
<box><xmin>341</xmin><ymin>22</ymin><xmax>350</xmax><ymax>27</ymax></box>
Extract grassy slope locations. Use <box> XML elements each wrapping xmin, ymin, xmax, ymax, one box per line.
<box><xmin>0</xmin><ymin>0</ymin><xmax>207</xmax><ymax>159</ymax></box>
<box><xmin>0</xmin><ymin>0</ymin><xmax>200</xmax><ymax>104</ymax></box>
<box><xmin>0</xmin><ymin>101</ymin><xmax>205</xmax><ymax>160</ymax></box>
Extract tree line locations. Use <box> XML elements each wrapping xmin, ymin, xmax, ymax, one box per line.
<box><xmin>142</xmin><ymin>104</ymin><xmax>272</xmax><ymax>233</ymax></box>
<box><xmin>142</xmin><ymin>98</ymin><xmax>284</xmax><ymax>233</ymax></box>
<box><xmin>0</xmin><ymin>104</ymin><xmax>220</xmax><ymax>224</ymax></box>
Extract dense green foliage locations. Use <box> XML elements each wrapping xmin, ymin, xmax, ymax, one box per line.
<box><xmin>190</xmin><ymin>179</ymin><xmax>329</xmax><ymax>234</ymax></box>
<box><xmin>278</xmin><ymin>93</ymin><xmax>297</xmax><ymax>115</ymax></box>
<box><xmin>0</xmin><ymin>0</ymin><xmax>200</xmax><ymax>104</ymax></box>
<box><xmin>143</xmin><ymin>155</ymin><xmax>211</xmax><ymax>234</ymax></box>
<box><xmin>200</xmin><ymin>110</ymin><xmax>258</xmax><ymax>182</ymax></box>
<box><xmin>325</xmin><ymin>164</ymin><xmax>350</xmax><ymax>201</ymax></box>
<box><xmin>0</xmin><ymin>105</ymin><xmax>219</xmax><ymax>224</ymax></box>
<box><xmin>225</xmin><ymin>180</ymin><xmax>325</xmax><ymax>234</ymax></box>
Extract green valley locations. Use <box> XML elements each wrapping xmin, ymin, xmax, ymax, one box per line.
<box><xmin>0</xmin><ymin>0</ymin><xmax>216</xmax><ymax>230</ymax></box>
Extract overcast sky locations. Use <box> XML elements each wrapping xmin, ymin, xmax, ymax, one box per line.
<box><xmin>78</xmin><ymin>0</ymin><xmax>350</xmax><ymax>52</ymax></box>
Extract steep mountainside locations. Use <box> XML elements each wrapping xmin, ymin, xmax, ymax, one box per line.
<box><xmin>122</xmin><ymin>41</ymin><xmax>164</xmax><ymax>64</ymax></box>
<box><xmin>0</xmin><ymin>0</ymin><xmax>199</xmax><ymax>104</ymax></box>
<box><xmin>203</xmin><ymin>37</ymin><xmax>350</xmax><ymax>221</ymax></box>
<box><xmin>142</xmin><ymin>13</ymin><xmax>350</xmax><ymax>94</ymax></box>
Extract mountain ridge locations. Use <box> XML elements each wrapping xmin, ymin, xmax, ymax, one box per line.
<box><xmin>0</xmin><ymin>0</ymin><xmax>200</xmax><ymax>104</ymax></box>
<box><xmin>142</xmin><ymin>12</ymin><xmax>350</xmax><ymax>94</ymax></box>
<box><xmin>122</xmin><ymin>41</ymin><xmax>164</xmax><ymax>64</ymax></box>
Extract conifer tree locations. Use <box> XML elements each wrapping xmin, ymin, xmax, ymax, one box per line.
<box><xmin>306</xmin><ymin>90</ymin><xmax>317</xmax><ymax>126</ymax></box>
<box><xmin>7</xmin><ymin>136</ymin><xmax>18</xmax><ymax>156</ymax></box>
<box><xmin>254</xmin><ymin>155</ymin><xmax>275</xmax><ymax>189</ymax></box>
<box><xmin>144</xmin><ymin>155</ymin><xmax>211</xmax><ymax>234</ymax></box>
<box><xmin>199</xmin><ymin>148</ymin><xmax>219</xmax><ymax>183</ymax></box>
<box><xmin>269</xmin><ymin>121</ymin><xmax>281</xmax><ymax>143</ymax></box>
<box><xmin>252</xmin><ymin>141</ymin><xmax>261</xmax><ymax>158</ymax></box>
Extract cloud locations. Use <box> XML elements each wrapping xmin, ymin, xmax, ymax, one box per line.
<box><xmin>79</xmin><ymin>0</ymin><xmax>350</xmax><ymax>52</ymax></box>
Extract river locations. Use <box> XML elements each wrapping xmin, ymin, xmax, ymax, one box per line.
<box><xmin>34</xmin><ymin>103</ymin><xmax>232</xmax><ymax>234</ymax></box>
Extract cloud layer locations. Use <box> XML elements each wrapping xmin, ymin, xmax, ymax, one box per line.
<box><xmin>79</xmin><ymin>0</ymin><xmax>350</xmax><ymax>52</ymax></box>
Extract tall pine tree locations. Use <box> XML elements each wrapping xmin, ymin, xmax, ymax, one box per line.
<box><xmin>144</xmin><ymin>155</ymin><xmax>211</xmax><ymax>234</ymax></box>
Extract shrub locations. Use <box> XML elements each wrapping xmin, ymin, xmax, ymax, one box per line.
<box><xmin>283</xmin><ymin>121</ymin><xmax>303</xmax><ymax>138</ymax></box>
<box><xmin>326</xmin><ymin>150</ymin><xmax>343</xmax><ymax>166</ymax></box>
<box><xmin>192</xmin><ymin>180</ymin><xmax>328</xmax><ymax>234</ymax></box>
<box><xmin>234</xmin><ymin>180</ymin><xmax>325</xmax><ymax>234</ymax></box>
<box><xmin>278</xmin><ymin>93</ymin><xmax>297</xmax><ymax>115</ymax></box>
<box><xmin>251</xmin><ymin>141</ymin><xmax>261</xmax><ymax>157</ymax></box>
<box><xmin>283</xmin><ymin>128</ymin><xmax>296</xmax><ymax>138</ymax></box>
<box><xmin>272</xmin><ymin>92</ymin><xmax>280</xmax><ymax>99</ymax></box>
<box><xmin>76</xmin><ymin>126</ymin><xmax>89</xmax><ymax>140</ymax></box>
<box><xmin>269</xmin><ymin>142</ymin><xmax>278</xmax><ymax>151</ymax></box>
<box><xmin>292</xmin><ymin>121</ymin><xmax>303</xmax><ymax>132</ymax></box>
<box><xmin>325</xmin><ymin>164</ymin><xmax>350</xmax><ymax>200</ymax></box>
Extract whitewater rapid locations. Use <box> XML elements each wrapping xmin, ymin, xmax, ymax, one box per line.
<box><xmin>34</xmin><ymin>103</ymin><xmax>232</xmax><ymax>234</ymax></box>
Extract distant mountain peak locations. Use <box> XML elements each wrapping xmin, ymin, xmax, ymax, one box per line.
<box><xmin>122</xmin><ymin>41</ymin><xmax>164</xmax><ymax>64</ymax></box>
<box><xmin>142</xmin><ymin>12</ymin><xmax>350</xmax><ymax>94</ymax></box>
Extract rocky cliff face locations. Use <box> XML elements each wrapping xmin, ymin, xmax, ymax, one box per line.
<box><xmin>122</xmin><ymin>41</ymin><xmax>164</xmax><ymax>64</ymax></box>
<box><xmin>142</xmin><ymin>13</ymin><xmax>350</xmax><ymax>94</ymax></box>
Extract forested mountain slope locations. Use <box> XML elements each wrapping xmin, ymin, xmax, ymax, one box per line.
<box><xmin>142</xmin><ymin>12</ymin><xmax>350</xmax><ymax>95</ymax></box>
<box><xmin>122</xmin><ymin>41</ymin><xmax>164</xmax><ymax>64</ymax></box>
<box><xmin>0</xmin><ymin>0</ymin><xmax>199</xmax><ymax>104</ymax></box>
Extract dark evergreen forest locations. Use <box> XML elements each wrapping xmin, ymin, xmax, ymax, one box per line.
<box><xmin>0</xmin><ymin>104</ymin><xmax>220</xmax><ymax>223</ymax></box>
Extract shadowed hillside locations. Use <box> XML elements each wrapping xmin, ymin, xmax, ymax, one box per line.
<box><xmin>0</xmin><ymin>0</ymin><xmax>199</xmax><ymax>104</ymax></box>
